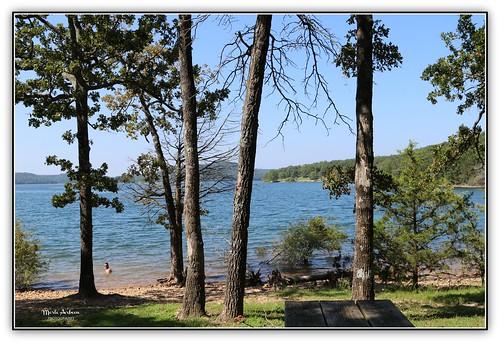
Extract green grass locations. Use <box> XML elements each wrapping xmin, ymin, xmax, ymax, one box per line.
<box><xmin>275</xmin><ymin>286</ymin><xmax>351</xmax><ymax>300</ymax></box>
<box><xmin>380</xmin><ymin>286</ymin><xmax>486</xmax><ymax>328</ymax></box>
<box><xmin>15</xmin><ymin>301</ymin><xmax>285</xmax><ymax>328</ymax></box>
<box><xmin>15</xmin><ymin>285</ymin><xmax>485</xmax><ymax>328</ymax></box>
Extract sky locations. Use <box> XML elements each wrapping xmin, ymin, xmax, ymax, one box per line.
<box><xmin>14</xmin><ymin>13</ymin><xmax>486</xmax><ymax>176</ymax></box>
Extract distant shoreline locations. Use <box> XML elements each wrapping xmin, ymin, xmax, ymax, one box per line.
<box><xmin>453</xmin><ymin>184</ymin><xmax>486</xmax><ymax>189</ymax></box>
<box><xmin>15</xmin><ymin>179</ymin><xmax>485</xmax><ymax>189</ymax></box>
<box><xmin>263</xmin><ymin>178</ymin><xmax>485</xmax><ymax>189</ymax></box>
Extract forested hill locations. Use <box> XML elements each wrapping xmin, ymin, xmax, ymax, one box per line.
<box><xmin>262</xmin><ymin>134</ymin><xmax>485</xmax><ymax>187</ymax></box>
<box><xmin>15</xmin><ymin>164</ymin><xmax>270</xmax><ymax>184</ymax></box>
<box><xmin>15</xmin><ymin>172</ymin><xmax>68</xmax><ymax>184</ymax></box>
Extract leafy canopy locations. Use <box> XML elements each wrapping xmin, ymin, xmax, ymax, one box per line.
<box><xmin>15</xmin><ymin>15</ymin><xmax>168</xmax><ymax>212</ymax></box>
<box><xmin>421</xmin><ymin>15</ymin><xmax>485</xmax><ymax>117</ymax></box>
<box><xmin>421</xmin><ymin>15</ymin><xmax>486</xmax><ymax>166</ymax></box>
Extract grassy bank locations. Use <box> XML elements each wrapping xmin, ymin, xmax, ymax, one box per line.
<box><xmin>15</xmin><ymin>284</ymin><xmax>485</xmax><ymax>328</ymax></box>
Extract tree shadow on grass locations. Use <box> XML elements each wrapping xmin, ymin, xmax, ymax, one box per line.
<box><xmin>77</xmin><ymin>311</ymin><xmax>213</xmax><ymax>327</ymax></box>
<box><xmin>408</xmin><ymin>303</ymin><xmax>485</xmax><ymax>322</ymax></box>
<box><xmin>276</xmin><ymin>286</ymin><xmax>349</xmax><ymax>299</ymax></box>
<box><xmin>16</xmin><ymin>311</ymin><xmax>213</xmax><ymax>328</ymax></box>
<box><xmin>16</xmin><ymin>302</ymin><xmax>215</xmax><ymax>328</ymax></box>
<box><xmin>431</xmin><ymin>289</ymin><xmax>485</xmax><ymax>306</ymax></box>
<box><xmin>16</xmin><ymin>292</ymin><xmax>151</xmax><ymax>310</ymax></box>
<box><xmin>77</xmin><ymin>306</ymin><xmax>284</xmax><ymax>328</ymax></box>
<box><xmin>15</xmin><ymin>293</ymin><xmax>159</xmax><ymax>328</ymax></box>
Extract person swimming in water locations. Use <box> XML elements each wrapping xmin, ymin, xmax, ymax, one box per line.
<box><xmin>104</xmin><ymin>262</ymin><xmax>112</xmax><ymax>275</ymax></box>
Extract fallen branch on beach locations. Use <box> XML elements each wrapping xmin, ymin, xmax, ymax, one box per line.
<box><xmin>266</xmin><ymin>269</ymin><xmax>353</xmax><ymax>289</ymax></box>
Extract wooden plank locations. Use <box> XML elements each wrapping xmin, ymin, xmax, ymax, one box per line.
<box><xmin>357</xmin><ymin>300</ymin><xmax>414</xmax><ymax>327</ymax></box>
<box><xmin>320</xmin><ymin>301</ymin><xmax>370</xmax><ymax>327</ymax></box>
<box><xmin>285</xmin><ymin>301</ymin><xmax>326</xmax><ymax>327</ymax></box>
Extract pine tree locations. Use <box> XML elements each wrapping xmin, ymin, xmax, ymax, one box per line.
<box><xmin>374</xmin><ymin>143</ymin><xmax>481</xmax><ymax>289</ymax></box>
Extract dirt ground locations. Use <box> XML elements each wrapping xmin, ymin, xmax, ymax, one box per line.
<box><xmin>14</xmin><ymin>281</ymin><xmax>276</xmax><ymax>313</ymax></box>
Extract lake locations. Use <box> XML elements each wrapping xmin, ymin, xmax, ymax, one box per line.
<box><xmin>14</xmin><ymin>181</ymin><xmax>485</xmax><ymax>290</ymax></box>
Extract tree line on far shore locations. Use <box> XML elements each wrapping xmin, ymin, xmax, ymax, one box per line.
<box><xmin>262</xmin><ymin>132</ymin><xmax>485</xmax><ymax>186</ymax></box>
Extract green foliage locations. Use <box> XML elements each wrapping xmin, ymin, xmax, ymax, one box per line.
<box><xmin>335</xmin><ymin>15</ymin><xmax>403</xmax><ymax>77</ymax></box>
<box><xmin>431</xmin><ymin>129</ymin><xmax>485</xmax><ymax>184</ymax></box>
<box><xmin>276</xmin><ymin>217</ymin><xmax>347</xmax><ymax>266</ymax></box>
<box><xmin>46</xmin><ymin>156</ymin><xmax>123</xmax><ymax>212</ymax></box>
<box><xmin>373</xmin><ymin>143</ymin><xmax>482</xmax><ymax>288</ymax></box>
<box><xmin>13</xmin><ymin>15</ymin><xmax>164</xmax><ymax>214</ymax></box>
<box><xmin>453</xmin><ymin>217</ymin><xmax>485</xmax><ymax>284</ymax></box>
<box><xmin>15</xmin><ymin>15</ymin><xmax>162</xmax><ymax>127</ymax></box>
<box><xmin>101</xmin><ymin>39</ymin><xmax>230</xmax><ymax>140</ymax></box>
<box><xmin>15</xmin><ymin>220</ymin><xmax>47</xmax><ymax>289</ymax></box>
<box><xmin>322</xmin><ymin>165</ymin><xmax>354</xmax><ymax>199</ymax></box>
<box><xmin>322</xmin><ymin>165</ymin><xmax>395</xmax><ymax>205</ymax></box>
<box><xmin>421</xmin><ymin>15</ymin><xmax>485</xmax><ymax>166</ymax></box>
<box><xmin>421</xmin><ymin>15</ymin><xmax>485</xmax><ymax>116</ymax></box>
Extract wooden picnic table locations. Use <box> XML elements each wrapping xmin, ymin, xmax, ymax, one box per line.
<box><xmin>285</xmin><ymin>300</ymin><xmax>414</xmax><ymax>328</ymax></box>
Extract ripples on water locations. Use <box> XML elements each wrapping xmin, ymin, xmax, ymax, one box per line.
<box><xmin>14</xmin><ymin>182</ymin><xmax>485</xmax><ymax>289</ymax></box>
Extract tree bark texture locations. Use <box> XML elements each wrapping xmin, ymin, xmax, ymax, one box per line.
<box><xmin>174</xmin><ymin>144</ymin><xmax>184</xmax><ymax>283</ymax></box>
<box><xmin>175</xmin><ymin>145</ymin><xmax>184</xmax><ymax>233</ymax></box>
<box><xmin>141</xmin><ymin>98</ymin><xmax>184</xmax><ymax>284</ymax></box>
<box><xmin>177</xmin><ymin>14</ymin><xmax>206</xmax><ymax>318</ymax></box>
<box><xmin>68</xmin><ymin>15</ymin><xmax>99</xmax><ymax>298</ymax></box>
<box><xmin>412</xmin><ymin>267</ymin><xmax>419</xmax><ymax>289</ymax></box>
<box><xmin>351</xmin><ymin>14</ymin><xmax>375</xmax><ymax>301</ymax></box>
<box><xmin>76</xmin><ymin>86</ymin><xmax>98</xmax><ymax>298</ymax></box>
<box><xmin>221</xmin><ymin>15</ymin><xmax>272</xmax><ymax>321</ymax></box>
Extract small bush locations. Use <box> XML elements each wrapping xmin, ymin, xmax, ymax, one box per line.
<box><xmin>276</xmin><ymin>217</ymin><xmax>347</xmax><ymax>266</ymax></box>
<box><xmin>15</xmin><ymin>220</ymin><xmax>47</xmax><ymax>289</ymax></box>
<box><xmin>336</xmin><ymin>277</ymin><xmax>351</xmax><ymax>290</ymax></box>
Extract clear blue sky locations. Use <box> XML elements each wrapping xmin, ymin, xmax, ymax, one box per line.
<box><xmin>14</xmin><ymin>14</ymin><xmax>486</xmax><ymax>176</ymax></box>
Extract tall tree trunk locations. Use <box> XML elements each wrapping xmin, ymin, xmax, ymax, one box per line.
<box><xmin>175</xmin><ymin>143</ymin><xmax>183</xmax><ymax>231</ymax></box>
<box><xmin>174</xmin><ymin>142</ymin><xmax>184</xmax><ymax>283</ymax></box>
<box><xmin>76</xmin><ymin>86</ymin><xmax>98</xmax><ymax>298</ymax></box>
<box><xmin>177</xmin><ymin>14</ymin><xmax>205</xmax><ymax>318</ymax></box>
<box><xmin>68</xmin><ymin>15</ymin><xmax>98</xmax><ymax>299</ymax></box>
<box><xmin>351</xmin><ymin>14</ymin><xmax>375</xmax><ymax>301</ymax></box>
<box><xmin>140</xmin><ymin>96</ymin><xmax>184</xmax><ymax>284</ymax></box>
<box><xmin>221</xmin><ymin>15</ymin><xmax>272</xmax><ymax>321</ymax></box>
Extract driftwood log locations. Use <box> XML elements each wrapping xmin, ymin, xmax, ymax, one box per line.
<box><xmin>158</xmin><ymin>270</ymin><xmax>352</xmax><ymax>288</ymax></box>
<box><xmin>283</xmin><ymin>270</ymin><xmax>352</xmax><ymax>284</ymax></box>
<box><xmin>267</xmin><ymin>269</ymin><xmax>353</xmax><ymax>289</ymax></box>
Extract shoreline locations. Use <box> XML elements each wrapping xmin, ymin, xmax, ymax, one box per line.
<box><xmin>14</xmin><ymin>281</ymin><xmax>275</xmax><ymax>314</ymax></box>
<box><xmin>16</xmin><ymin>272</ymin><xmax>483</xmax><ymax>304</ymax></box>
<box><xmin>14</xmin><ymin>276</ymin><xmax>485</xmax><ymax>328</ymax></box>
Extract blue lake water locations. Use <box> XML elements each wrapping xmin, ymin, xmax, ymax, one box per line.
<box><xmin>14</xmin><ymin>181</ymin><xmax>485</xmax><ymax>290</ymax></box>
